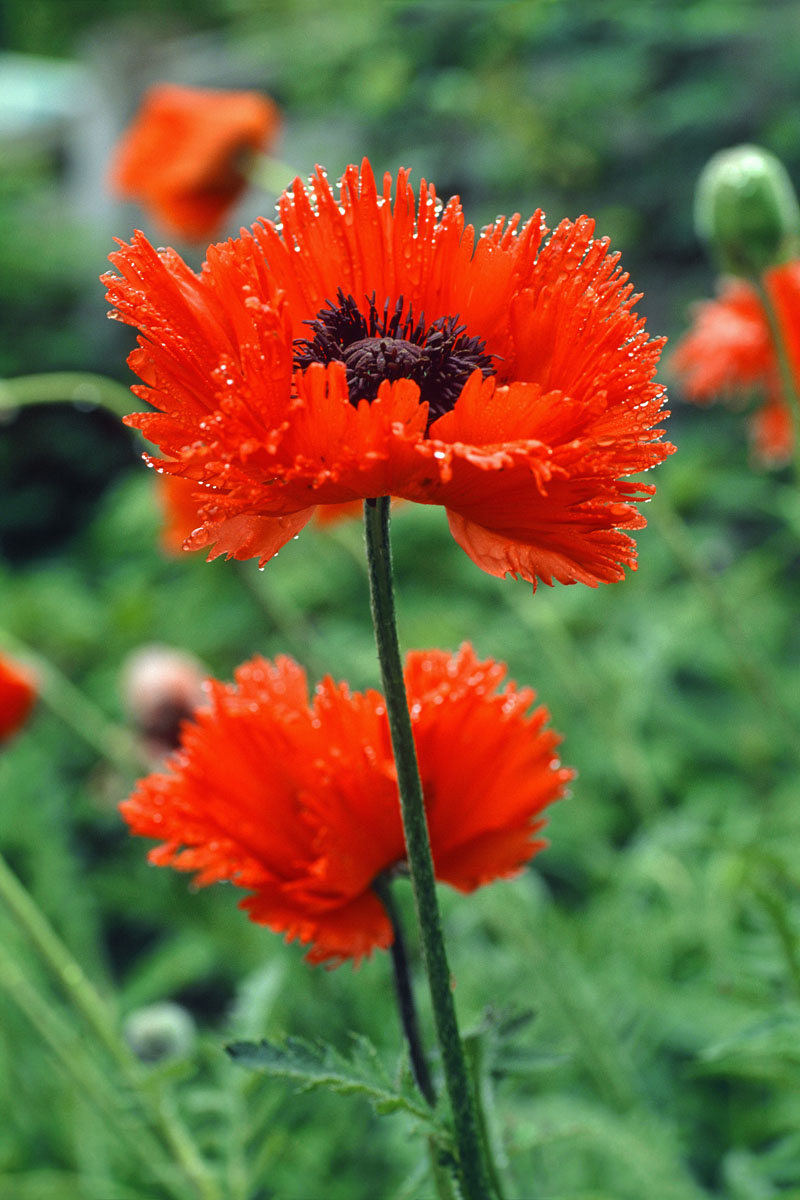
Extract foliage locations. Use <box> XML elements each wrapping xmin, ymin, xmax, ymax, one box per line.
<box><xmin>227</xmin><ymin>1035</ymin><xmax>444</xmax><ymax>1128</ymax></box>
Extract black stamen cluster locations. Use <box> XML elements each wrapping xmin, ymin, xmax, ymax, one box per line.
<box><xmin>293</xmin><ymin>289</ymin><xmax>495</xmax><ymax>425</ymax></box>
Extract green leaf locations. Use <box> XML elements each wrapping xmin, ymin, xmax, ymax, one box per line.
<box><xmin>226</xmin><ymin>1035</ymin><xmax>444</xmax><ymax>1133</ymax></box>
<box><xmin>696</xmin><ymin>1008</ymin><xmax>800</xmax><ymax>1083</ymax></box>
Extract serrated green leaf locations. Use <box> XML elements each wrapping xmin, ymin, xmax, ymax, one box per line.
<box><xmin>226</xmin><ymin>1034</ymin><xmax>443</xmax><ymax>1133</ymax></box>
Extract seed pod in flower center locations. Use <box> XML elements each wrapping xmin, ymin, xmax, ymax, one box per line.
<box><xmin>293</xmin><ymin>289</ymin><xmax>496</xmax><ymax>425</ymax></box>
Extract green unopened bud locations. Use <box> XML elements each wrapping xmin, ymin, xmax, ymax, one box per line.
<box><xmin>695</xmin><ymin>145</ymin><xmax>800</xmax><ymax>276</ymax></box>
<box><xmin>123</xmin><ymin>1002</ymin><xmax>196</xmax><ymax>1063</ymax></box>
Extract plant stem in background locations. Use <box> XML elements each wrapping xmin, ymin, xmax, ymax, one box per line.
<box><xmin>374</xmin><ymin>874</ymin><xmax>436</xmax><ymax>1107</ymax></box>
<box><xmin>363</xmin><ymin>497</ymin><xmax>494</xmax><ymax>1200</ymax></box>
<box><xmin>233</xmin><ymin>562</ymin><xmax>325</xmax><ymax>678</ymax></box>
<box><xmin>504</xmin><ymin>589</ymin><xmax>661</xmax><ymax>820</ymax></box>
<box><xmin>246</xmin><ymin>153</ymin><xmax>300</xmax><ymax>195</ymax></box>
<box><xmin>0</xmin><ymin>373</ymin><xmax>134</xmax><ymax>420</ymax></box>
<box><xmin>650</xmin><ymin>498</ymin><xmax>799</xmax><ymax>757</ymax></box>
<box><xmin>0</xmin><ymin>852</ymin><xmax>219</xmax><ymax>1200</ymax></box>
<box><xmin>464</xmin><ymin>1037</ymin><xmax>509</xmax><ymax>1200</ymax></box>
<box><xmin>750</xmin><ymin>868</ymin><xmax>800</xmax><ymax>1000</ymax></box>
<box><xmin>0</xmin><ymin>630</ymin><xmax>146</xmax><ymax>775</ymax></box>
<box><xmin>0</xmin><ymin>940</ymin><xmax>188</xmax><ymax>1199</ymax></box>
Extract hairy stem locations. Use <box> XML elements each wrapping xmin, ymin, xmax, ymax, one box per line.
<box><xmin>374</xmin><ymin>875</ymin><xmax>436</xmax><ymax>1107</ymax></box>
<box><xmin>0</xmin><ymin>630</ymin><xmax>146</xmax><ymax>775</ymax></box>
<box><xmin>363</xmin><ymin>497</ymin><xmax>493</xmax><ymax>1200</ymax></box>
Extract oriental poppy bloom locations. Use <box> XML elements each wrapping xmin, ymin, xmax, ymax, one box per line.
<box><xmin>120</xmin><ymin>644</ymin><xmax>573</xmax><ymax>965</ymax></box>
<box><xmin>109</xmin><ymin>84</ymin><xmax>281</xmax><ymax>242</ymax></box>
<box><xmin>672</xmin><ymin>263</ymin><xmax>800</xmax><ymax>467</ymax></box>
<box><xmin>0</xmin><ymin>653</ymin><xmax>36</xmax><ymax>743</ymax></box>
<box><xmin>104</xmin><ymin>160</ymin><xmax>672</xmax><ymax>590</ymax></box>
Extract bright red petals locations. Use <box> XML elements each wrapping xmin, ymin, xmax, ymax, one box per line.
<box><xmin>109</xmin><ymin>84</ymin><xmax>281</xmax><ymax>242</ymax></box>
<box><xmin>120</xmin><ymin>645</ymin><xmax>572</xmax><ymax>966</ymax></box>
<box><xmin>672</xmin><ymin>263</ymin><xmax>800</xmax><ymax>467</ymax></box>
<box><xmin>671</xmin><ymin>279</ymin><xmax>773</xmax><ymax>402</ymax></box>
<box><xmin>104</xmin><ymin>159</ymin><xmax>672</xmax><ymax>587</ymax></box>
<box><xmin>0</xmin><ymin>654</ymin><xmax>36</xmax><ymax>743</ymax></box>
<box><xmin>156</xmin><ymin>473</ymin><xmax>362</xmax><ymax>557</ymax></box>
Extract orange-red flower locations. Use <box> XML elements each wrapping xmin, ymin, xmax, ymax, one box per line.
<box><xmin>104</xmin><ymin>160</ymin><xmax>672</xmax><ymax>589</ymax></box>
<box><xmin>155</xmin><ymin>473</ymin><xmax>361</xmax><ymax>555</ymax></box>
<box><xmin>120</xmin><ymin>644</ymin><xmax>573</xmax><ymax>965</ymax></box>
<box><xmin>0</xmin><ymin>653</ymin><xmax>36</xmax><ymax>743</ymax></box>
<box><xmin>109</xmin><ymin>84</ymin><xmax>281</xmax><ymax>242</ymax></box>
<box><xmin>672</xmin><ymin>263</ymin><xmax>800</xmax><ymax>466</ymax></box>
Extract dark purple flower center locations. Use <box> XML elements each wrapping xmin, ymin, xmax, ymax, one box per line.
<box><xmin>293</xmin><ymin>290</ymin><xmax>496</xmax><ymax>427</ymax></box>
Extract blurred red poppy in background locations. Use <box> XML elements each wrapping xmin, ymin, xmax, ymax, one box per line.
<box><xmin>672</xmin><ymin>264</ymin><xmax>800</xmax><ymax>467</ymax></box>
<box><xmin>0</xmin><ymin>653</ymin><xmax>36</xmax><ymax>744</ymax></box>
<box><xmin>109</xmin><ymin>83</ymin><xmax>281</xmax><ymax>242</ymax></box>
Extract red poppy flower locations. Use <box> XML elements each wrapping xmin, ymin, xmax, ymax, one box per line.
<box><xmin>750</xmin><ymin>397</ymin><xmax>794</xmax><ymax>467</ymax></box>
<box><xmin>120</xmin><ymin>644</ymin><xmax>573</xmax><ymax>965</ymax></box>
<box><xmin>672</xmin><ymin>263</ymin><xmax>800</xmax><ymax>466</ymax></box>
<box><xmin>155</xmin><ymin>473</ymin><xmax>361</xmax><ymax>555</ymax></box>
<box><xmin>0</xmin><ymin>653</ymin><xmax>36</xmax><ymax>743</ymax></box>
<box><xmin>109</xmin><ymin>84</ymin><xmax>281</xmax><ymax>242</ymax></box>
<box><xmin>104</xmin><ymin>160</ymin><xmax>671</xmax><ymax>590</ymax></box>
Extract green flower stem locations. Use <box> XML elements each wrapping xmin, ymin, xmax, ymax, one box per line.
<box><xmin>0</xmin><ymin>372</ymin><xmax>134</xmax><ymax>420</ymax></box>
<box><xmin>753</xmin><ymin>276</ymin><xmax>800</xmax><ymax>478</ymax></box>
<box><xmin>246</xmin><ymin>153</ymin><xmax>301</xmax><ymax>196</ymax></box>
<box><xmin>0</xmin><ymin>942</ymin><xmax>188</xmax><ymax>1199</ymax></box>
<box><xmin>363</xmin><ymin>497</ymin><xmax>493</xmax><ymax>1200</ymax></box>
<box><xmin>233</xmin><ymin>562</ymin><xmax>326</xmax><ymax>679</ymax></box>
<box><xmin>751</xmin><ymin>877</ymin><xmax>800</xmax><ymax>999</ymax></box>
<box><xmin>428</xmin><ymin>1138</ymin><xmax>462</xmax><ymax>1200</ymax></box>
<box><xmin>464</xmin><ymin>1037</ymin><xmax>509</xmax><ymax>1200</ymax></box>
<box><xmin>374</xmin><ymin>875</ymin><xmax>436</xmax><ymax>1107</ymax></box>
<box><xmin>0</xmin><ymin>852</ymin><xmax>219</xmax><ymax>1200</ymax></box>
<box><xmin>0</xmin><ymin>630</ymin><xmax>146</xmax><ymax>776</ymax></box>
<box><xmin>504</xmin><ymin>589</ymin><xmax>661</xmax><ymax>819</ymax></box>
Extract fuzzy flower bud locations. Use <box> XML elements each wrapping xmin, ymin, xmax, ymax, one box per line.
<box><xmin>695</xmin><ymin>145</ymin><xmax>800</xmax><ymax>276</ymax></box>
<box><xmin>121</xmin><ymin>644</ymin><xmax>206</xmax><ymax>760</ymax></box>
<box><xmin>123</xmin><ymin>1002</ymin><xmax>196</xmax><ymax>1062</ymax></box>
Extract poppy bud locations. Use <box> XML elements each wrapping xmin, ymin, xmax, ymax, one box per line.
<box><xmin>122</xmin><ymin>644</ymin><xmax>206</xmax><ymax>759</ymax></box>
<box><xmin>123</xmin><ymin>1002</ymin><xmax>196</xmax><ymax>1062</ymax></box>
<box><xmin>695</xmin><ymin>145</ymin><xmax>800</xmax><ymax>276</ymax></box>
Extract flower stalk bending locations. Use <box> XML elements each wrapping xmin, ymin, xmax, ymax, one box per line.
<box><xmin>364</xmin><ymin>496</ymin><xmax>493</xmax><ymax>1200</ymax></box>
<box><xmin>373</xmin><ymin>874</ymin><xmax>436</xmax><ymax>1107</ymax></box>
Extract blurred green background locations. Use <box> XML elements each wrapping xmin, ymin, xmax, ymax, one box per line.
<box><xmin>1</xmin><ymin>2</ymin><xmax>800</xmax><ymax>1198</ymax></box>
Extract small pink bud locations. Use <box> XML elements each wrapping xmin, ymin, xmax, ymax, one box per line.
<box><xmin>122</xmin><ymin>645</ymin><xmax>206</xmax><ymax>757</ymax></box>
